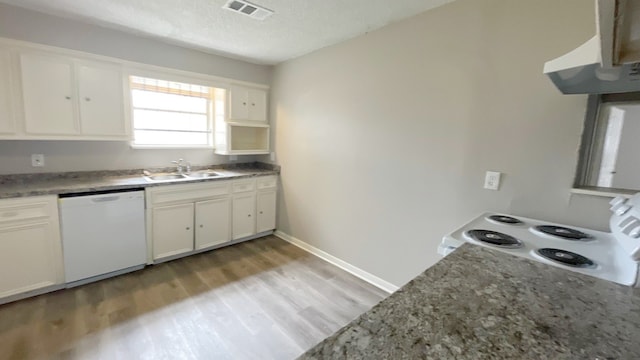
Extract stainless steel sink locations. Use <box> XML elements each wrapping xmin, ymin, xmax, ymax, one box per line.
<box><xmin>187</xmin><ymin>171</ymin><xmax>221</xmax><ymax>178</ymax></box>
<box><xmin>144</xmin><ymin>174</ymin><xmax>188</xmax><ymax>181</ymax></box>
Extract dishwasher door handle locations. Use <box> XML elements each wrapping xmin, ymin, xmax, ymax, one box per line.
<box><xmin>91</xmin><ymin>196</ymin><xmax>121</xmax><ymax>203</ymax></box>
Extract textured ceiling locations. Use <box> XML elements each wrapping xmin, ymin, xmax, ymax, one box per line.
<box><xmin>0</xmin><ymin>0</ymin><xmax>453</xmax><ymax>65</ymax></box>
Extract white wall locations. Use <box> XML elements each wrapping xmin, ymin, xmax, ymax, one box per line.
<box><xmin>0</xmin><ymin>141</ymin><xmax>261</xmax><ymax>174</ymax></box>
<box><xmin>263</xmin><ymin>0</ymin><xmax>614</xmax><ymax>286</ymax></box>
<box><xmin>0</xmin><ymin>3</ymin><xmax>271</xmax><ymax>174</ymax></box>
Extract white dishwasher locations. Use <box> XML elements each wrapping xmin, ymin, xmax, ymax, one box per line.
<box><xmin>59</xmin><ymin>189</ymin><xmax>146</xmax><ymax>287</ymax></box>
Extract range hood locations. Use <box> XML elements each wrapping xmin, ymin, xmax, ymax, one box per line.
<box><xmin>544</xmin><ymin>0</ymin><xmax>640</xmax><ymax>94</ymax></box>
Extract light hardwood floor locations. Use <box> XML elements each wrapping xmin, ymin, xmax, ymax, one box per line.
<box><xmin>0</xmin><ymin>235</ymin><xmax>388</xmax><ymax>360</ymax></box>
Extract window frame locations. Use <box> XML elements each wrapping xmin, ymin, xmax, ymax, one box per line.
<box><xmin>574</xmin><ymin>92</ymin><xmax>640</xmax><ymax>192</ymax></box>
<box><xmin>124</xmin><ymin>69</ymin><xmax>228</xmax><ymax>149</ymax></box>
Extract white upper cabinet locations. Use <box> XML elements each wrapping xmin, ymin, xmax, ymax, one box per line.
<box><xmin>0</xmin><ymin>47</ymin><xmax>16</xmax><ymax>135</ymax></box>
<box><xmin>0</xmin><ymin>37</ymin><xmax>270</xmax><ymax>142</ymax></box>
<box><xmin>229</xmin><ymin>84</ymin><xmax>267</xmax><ymax>122</ymax></box>
<box><xmin>77</xmin><ymin>62</ymin><xmax>126</xmax><ymax>136</ymax></box>
<box><xmin>214</xmin><ymin>122</ymin><xmax>270</xmax><ymax>155</ymax></box>
<box><xmin>217</xmin><ymin>84</ymin><xmax>270</xmax><ymax>155</ymax></box>
<box><xmin>19</xmin><ymin>51</ymin><xmax>128</xmax><ymax>139</ymax></box>
<box><xmin>20</xmin><ymin>53</ymin><xmax>77</xmax><ymax>135</ymax></box>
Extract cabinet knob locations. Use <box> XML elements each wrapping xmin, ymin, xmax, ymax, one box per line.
<box><xmin>248</xmin><ymin>214</ymin><xmax>251</xmax><ymax>217</ymax></box>
<box><xmin>85</xmin><ymin>97</ymin><xmax>91</xmax><ymax>102</ymax></box>
<box><xmin>243</xmin><ymin>102</ymin><xmax>247</xmax><ymax>105</ymax></box>
<box><xmin>65</xmin><ymin>96</ymin><xmax>71</xmax><ymax>100</ymax></box>
<box><xmin>199</xmin><ymin>224</ymin><xmax>203</xmax><ymax>228</ymax></box>
<box><xmin>259</xmin><ymin>211</ymin><xmax>263</xmax><ymax>214</ymax></box>
<box><xmin>186</xmin><ymin>227</ymin><xmax>190</xmax><ymax>230</ymax></box>
<box><xmin>251</xmin><ymin>103</ymin><xmax>255</xmax><ymax>106</ymax></box>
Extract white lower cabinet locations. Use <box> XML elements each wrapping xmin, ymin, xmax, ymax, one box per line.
<box><xmin>152</xmin><ymin>203</ymin><xmax>195</xmax><ymax>259</ymax></box>
<box><xmin>232</xmin><ymin>176</ymin><xmax>278</xmax><ymax>240</ymax></box>
<box><xmin>256</xmin><ymin>175</ymin><xmax>278</xmax><ymax>233</ymax></box>
<box><xmin>256</xmin><ymin>189</ymin><xmax>277</xmax><ymax>233</ymax></box>
<box><xmin>147</xmin><ymin>175</ymin><xmax>277</xmax><ymax>262</ymax></box>
<box><xmin>195</xmin><ymin>197</ymin><xmax>232</xmax><ymax>250</ymax></box>
<box><xmin>232</xmin><ymin>192</ymin><xmax>256</xmax><ymax>240</ymax></box>
<box><xmin>147</xmin><ymin>181</ymin><xmax>232</xmax><ymax>261</ymax></box>
<box><xmin>0</xmin><ymin>196</ymin><xmax>64</xmax><ymax>299</ymax></box>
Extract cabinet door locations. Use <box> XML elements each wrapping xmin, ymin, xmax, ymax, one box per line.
<box><xmin>256</xmin><ymin>190</ymin><xmax>277</xmax><ymax>233</ymax></box>
<box><xmin>152</xmin><ymin>203</ymin><xmax>194</xmax><ymax>260</ymax></box>
<box><xmin>229</xmin><ymin>85</ymin><xmax>249</xmax><ymax>120</ymax></box>
<box><xmin>0</xmin><ymin>47</ymin><xmax>15</xmax><ymax>134</ymax></box>
<box><xmin>247</xmin><ymin>88</ymin><xmax>267</xmax><ymax>121</ymax></box>
<box><xmin>232</xmin><ymin>192</ymin><xmax>256</xmax><ymax>240</ymax></box>
<box><xmin>77</xmin><ymin>62</ymin><xmax>126</xmax><ymax>136</ymax></box>
<box><xmin>20</xmin><ymin>53</ymin><xmax>77</xmax><ymax>135</ymax></box>
<box><xmin>229</xmin><ymin>85</ymin><xmax>267</xmax><ymax>122</ymax></box>
<box><xmin>195</xmin><ymin>197</ymin><xmax>231</xmax><ymax>250</ymax></box>
<box><xmin>0</xmin><ymin>221</ymin><xmax>63</xmax><ymax>298</ymax></box>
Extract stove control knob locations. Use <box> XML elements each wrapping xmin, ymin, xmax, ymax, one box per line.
<box><xmin>615</xmin><ymin>204</ymin><xmax>632</xmax><ymax>216</ymax></box>
<box><xmin>610</xmin><ymin>196</ymin><xmax>628</xmax><ymax>207</ymax></box>
<box><xmin>620</xmin><ymin>218</ymin><xmax>640</xmax><ymax>233</ymax></box>
<box><xmin>630</xmin><ymin>226</ymin><xmax>640</xmax><ymax>238</ymax></box>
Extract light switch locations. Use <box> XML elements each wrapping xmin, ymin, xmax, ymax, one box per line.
<box><xmin>484</xmin><ymin>171</ymin><xmax>501</xmax><ymax>190</ymax></box>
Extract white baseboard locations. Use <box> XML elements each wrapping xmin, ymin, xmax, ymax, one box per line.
<box><xmin>274</xmin><ymin>230</ymin><xmax>399</xmax><ymax>294</ymax></box>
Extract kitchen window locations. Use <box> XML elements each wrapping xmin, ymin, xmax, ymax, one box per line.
<box><xmin>129</xmin><ymin>75</ymin><xmax>225</xmax><ymax>148</ymax></box>
<box><xmin>575</xmin><ymin>92</ymin><xmax>640</xmax><ymax>194</ymax></box>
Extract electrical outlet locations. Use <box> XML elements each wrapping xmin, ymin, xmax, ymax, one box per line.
<box><xmin>31</xmin><ymin>154</ymin><xmax>44</xmax><ymax>167</ymax></box>
<box><xmin>484</xmin><ymin>171</ymin><xmax>501</xmax><ymax>190</ymax></box>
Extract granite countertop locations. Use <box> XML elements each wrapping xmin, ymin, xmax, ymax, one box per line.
<box><xmin>0</xmin><ymin>162</ymin><xmax>279</xmax><ymax>199</ymax></box>
<box><xmin>300</xmin><ymin>244</ymin><xmax>640</xmax><ymax>359</ymax></box>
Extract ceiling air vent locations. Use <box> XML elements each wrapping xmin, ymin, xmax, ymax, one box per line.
<box><xmin>223</xmin><ymin>0</ymin><xmax>274</xmax><ymax>20</ymax></box>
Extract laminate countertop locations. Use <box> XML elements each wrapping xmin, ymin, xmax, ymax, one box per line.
<box><xmin>300</xmin><ymin>244</ymin><xmax>640</xmax><ymax>359</ymax></box>
<box><xmin>0</xmin><ymin>162</ymin><xmax>279</xmax><ymax>199</ymax></box>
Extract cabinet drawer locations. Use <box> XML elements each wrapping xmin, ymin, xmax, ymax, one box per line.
<box><xmin>0</xmin><ymin>197</ymin><xmax>55</xmax><ymax>224</ymax></box>
<box><xmin>233</xmin><ymin>179</ymin><xmax>256</xmax><ymax>193</ymax></box>
<box><xmin>148</xmin><ymin>181</ymin><xmax>231</xmax><ymax>205</ymax></box>
<box><xmin>257</xmin><ymin>176</ymin><xmax>277</xmax><ymax>190</ymax></box>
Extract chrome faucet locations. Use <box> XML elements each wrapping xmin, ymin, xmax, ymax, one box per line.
<box><xmin>171</xmin><ymin>158</ymin><xmax>185</xmax><ymax>174</ymax></box>
<box><xmin>171</xmin><ymin>159</ymin><xmax>191</xmax><ymax>174</ymax></box>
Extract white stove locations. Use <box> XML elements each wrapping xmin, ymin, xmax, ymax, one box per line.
<box><xmin>438</xmin><ymin>194</ymin><xmax>640</xmax><ymax>286</ymax></box>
